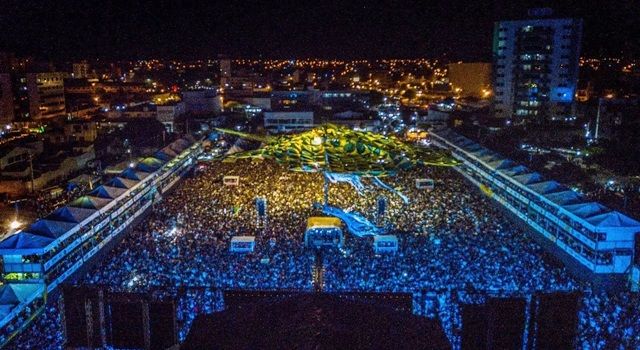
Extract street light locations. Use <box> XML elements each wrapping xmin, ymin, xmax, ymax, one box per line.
<box><xmin>9</xmin><ymin>220</ymin><xmax>21</xmax><ymax>231</ymax></box>
<box><xmin>594</xmin><ymin>94</ymin><xmax>614</xmax><ymax>141</ymax></box>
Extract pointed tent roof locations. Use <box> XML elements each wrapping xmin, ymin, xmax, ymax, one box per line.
<box><xmin>500</xmin><ymin>165</ymin><xmax>529</xmax><ymax>177</ymax></box>
<box><xmin>464</xmin><ymin>144</ymin><xmax>483</xmax><ymax>153</ymax></box>
<box><xmin>27</xmin><ymin>219</ymin><xmax>77</xmax><ymax>239</ymax></box>
<box><xmin>0</xmin><ymin>284</ymin><xmax>42</xmax><ymax>305</ymax></box>
<box><xmin>69</xmin><ymin>196</ymin><xmax>112</xmax><ymax>210</ymax></box>
<box><xmin>0</xmin><ymin>286</ymin><xmax>20</xmax><ymax>306</ymax></box>
<box><xmin>544</xmin><ymin>190</ymin><xmax>583</xmax><ymax>205</ymax></box>
<box><xmin>487</xmin><ymin>159</ymin><xmax>514</xmax><ymax>170</ymax></box>
<box><xmin>68</xmin><ymin>174</ymin><xmax>100</xmax><ymax>187</ymax></box>
<box><xmin>106</xmin><ymin>177</ymin><xmax>139</xmax><ymax>189</ymax></box>
<box><xmin>563</xmin><ymin>202</ymin><xmax>610</xmax><ymax>218</ymax></box>
<box><xmin>169</xmin><ymin>139</ymin><xmax>190</xmax><ymax>153</ymax></box>
<box><xmin>175</xmin><ymin>138</ymin><xmax>192</xmax><ymax>148</ymax></box>
<box><xmin>47</xmin><ymin>206</ymin><xmax>96</xmax><ymax>223</ymax></box>
<box><xmin>183</xmin><ymin>134</ymin><xmax>197</xmax><ymax>143</ymax></box>
<box><xmin>120</xmin><ymin>168</ymin><xmax>150</xmax><ymax>181</ymax></box>
<box><xmin>89</xmin><ymin>185</ymin><xmax>127</xmax><ymax>199</ymax></box>
<box><xmin>527</xmin><ymin>181</ymin><xmax>564</xmax><ymax>195</ymax></box>
<box><xmin>0</xmin><ymin>232</ymin><xmax>54</xmax><ymax>254</ymax></box>
<box><xmin>154</xmin><ymin>149</ymin><xmax>174</xmax><ymax>162</ymax></box>
<box><xmin>136</xmin><ymin>157</ymin><xmax>164</xmax><ymax>173</ymax></box>
<box><xmin>512</xmin><ymin>172</ymin><xmax>544</xmax><ymax>185</ymax></box>
<box><xmin>585</xmin><ymin>211</ymin><xmax>640</xmax><ymax>228</ymax></box>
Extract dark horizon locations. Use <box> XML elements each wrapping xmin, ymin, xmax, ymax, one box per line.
<box><xmin>1</xmin><ymin>0</ymin><xmax>639</xmax><ymax>61</ymax></box>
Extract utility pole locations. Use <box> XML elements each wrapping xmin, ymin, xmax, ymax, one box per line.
<box><xmin>28</xmin><ymin>152</ymin><xmax>35</xmax><ymax>194</ymax></box>
<box><xmin>594</xmin><ymin>97</ymin><xmax>602</xmax><ymax>140</ymax></box>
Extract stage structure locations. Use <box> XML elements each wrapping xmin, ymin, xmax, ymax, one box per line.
<box><xmin>305</xmin><ymin>217</ymin><xmax>344</xmax><ymax>248</ymax></box>
<box><xmin>216</xmin><ymin>124</ymin><xmax>458</xmax><ymax>207</ymax></box>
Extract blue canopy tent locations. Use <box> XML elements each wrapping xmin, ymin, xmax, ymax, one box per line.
<box><xmin>69</xmin><ymin>196</ymin><xmax>112</xmax><ymax>210</ymax></box>
<box><xmin>106</xmin><ymin>177</ymin><xmax>139</xmax><ymax>189</ymax></box>
<box><xmin>120</xmin><ymin>168</ymin><xmax>150</xmax><ymax>181</ymax></box>
<box><xmin>544</xmin><ymin>190</ymin><xmax>583</xmax><ymax>206</ymax></box>
<box><xmin>0</xmin><ymin>284</ymin><xmax>45</xmax><ymax>325</ymax></box>
<box><xmin>27</xmin><ymin>219</ymin><xmax>77</xmax><ymax>239</ymax></box>
<box><xmin>136</xmin><ymin>157</ymin><xmax>165</xmax><ymax>173</ymax></box>
<box><xmin>0</xmin><ymin>284</ymin><xmax>41</xmax><ymax>305</ymax></box>
<box><xmin>586</xmin><ymin>211</ymin><xmax>640</xmax><ymax>229</ymax></box>
<box><xmin>487</xmin><ymin>158</ymin><xmax>515</xmax><ymax>170</ymax></box>
<box><xmin>89</xmin><ymin>185</ymin><xmax>127</xmax><ymax>200</ymax></box>
<box><xmin>500</xmin><ymin>165</ymin><xmax>530</xmax><ymax>177</ymax></box>
<box><xmin>527</xmin><ymin>181</ymin><xmax>564</xmax><ymax>195</ymax></box>
<box><xmin>47</xmin><ymin>206</ymin><xmax>96</xmax><ymax>223</ymax></box>
<box><xmin>563</xmin><ymin>202</ymin><xmax>610</xmax><ymax>219</ymax></box>
<box><xmin>0</xmin><ymin>232</ymin><xmax>54</xmax><ymax>255</ymax></box>
<box><xmin>154</xmin><ymin>148</ymin><xmax>177</xmax><ymax>162</ymax></box>
<box><xmin>168</xmin><ymin>141</ymin><xmax>188</xmax><ymax>153</ymax></box>
<box><xmin>512</xmin><ymin>172</ymin><xmax>544</xmax><ymax>185</ymax></box>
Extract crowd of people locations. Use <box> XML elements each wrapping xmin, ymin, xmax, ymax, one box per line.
<box><xmin>6</xmin><ymin>159</ymin><xmax>640</xmax><ymax>349</ymax></box>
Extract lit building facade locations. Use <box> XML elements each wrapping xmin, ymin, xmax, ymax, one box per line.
<box><xmin>26</xmin><ymin>72</ymin><xmax>67</xmax><ymax>120</ymax></box>
<box><xmin>72</xmin><ymin>61</ymin><xmax>89</xmax><ymax>79</ymax></box>
<box><xmin>493</xmin><ymin>10</ymin><xmax>582</xmax><ymax>123</ymax></box>
<box><xmin>264</xmin><ymin>111</ymin><xmax>314</xmax><ymax>133</ymax></box>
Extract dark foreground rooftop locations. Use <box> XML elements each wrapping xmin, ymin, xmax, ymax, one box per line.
<box><xmin>183</xmin><ymin>293</ymin><xmax>451</xmax><ymax>350</ymax></box>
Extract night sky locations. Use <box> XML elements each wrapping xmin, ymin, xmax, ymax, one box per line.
<box><xmin>0</xmin><ymin>0</ymin><xmax>638</xmax><ymax>60</ymax></box>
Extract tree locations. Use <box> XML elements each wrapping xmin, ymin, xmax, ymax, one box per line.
<box><xmin>402</xmin><ymin>89</ymin><xmax>417</xmax><ymax>100</ymax></box>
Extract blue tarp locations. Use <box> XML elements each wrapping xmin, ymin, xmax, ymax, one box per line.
<box><xmin>321</xmin><ymin>204</ymin><xmax>385</xmax><ymax>237</ymax></box>
<box><xmin>325</xmin><ymin>172</ymin><xmax>366</xmax><ymax>194</ymax></box>
<box><xmin>371</xmin><ymin>177</ymin><xmax>409</xmax><ymax>204</ymax></box>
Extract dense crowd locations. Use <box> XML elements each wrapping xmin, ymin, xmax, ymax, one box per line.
<box><xmin>7</xmin><ymin>159</ymin><xmax>640</xmax><ymax>349</ymax></box>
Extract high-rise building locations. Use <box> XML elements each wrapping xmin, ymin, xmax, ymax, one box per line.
<box><xmin>0</xmin><ymin>74</ymin><xmax>13</xmax><ymax>124</ymax></box>
<box><xmin>493</xmin><ymin>9</ymin><xmax>582</xmax><ymax>123</ymax></box>
<box><xmin>72</xmin><ymin>61</ymin><xmax>90</xmax><ymax>79</ymax></box>
<box><xmin>26</xmin><ymin>72</ymin><xmax>67</xmax><ymax>120</ymax></box>
<box><xmin>220</xmin><ymin>59</ymin><xmax>231</xmax><ymax>86</ymax></box>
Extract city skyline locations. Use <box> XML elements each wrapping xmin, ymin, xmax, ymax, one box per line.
<box><xmin>1</xmin><ymin>0</ymin><xmax>639</xmax><ymax>60</ymax></box>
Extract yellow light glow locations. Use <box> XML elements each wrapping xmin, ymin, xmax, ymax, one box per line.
<box><xmin>9</xmin><ymin>220</ymin><xmax>21</xmax><ymax>230</ymax></box>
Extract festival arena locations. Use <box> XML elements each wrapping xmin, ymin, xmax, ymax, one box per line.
<box><xmin>5</xmin><ymin>127</ymin><xmax>640</xmax><ymax>349</ymax></box>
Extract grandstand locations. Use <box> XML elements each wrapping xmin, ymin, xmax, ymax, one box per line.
<box><xmin>430</xmin><ymin>129</ymin><xmax>640</xmax><ymax>286</ymax></box>
<box><xmin>1</xmin><ymin>127</ymin><xmax>639</xmax><ymax>349</ymax></box>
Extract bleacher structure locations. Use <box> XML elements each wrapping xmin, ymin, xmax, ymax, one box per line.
<box><xmin>430</xmin><ymin>129</ymin><xmax>640</xmax><ymax>288</ymax></box>
<box><xmin>0</xmin><ymin>136</ymin><xmax>202</xmax><ymax>346</ymax></box>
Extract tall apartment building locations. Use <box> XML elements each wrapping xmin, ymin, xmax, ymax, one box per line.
<box><xmin>26</xmin><ymin>72</ymin><xmax>67</xmax><ymax>120</ymax></box>
<box><xmin>493</xmin><ymin>9</ymin><xmax>582</xmax><ymax>123</ymax></box>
